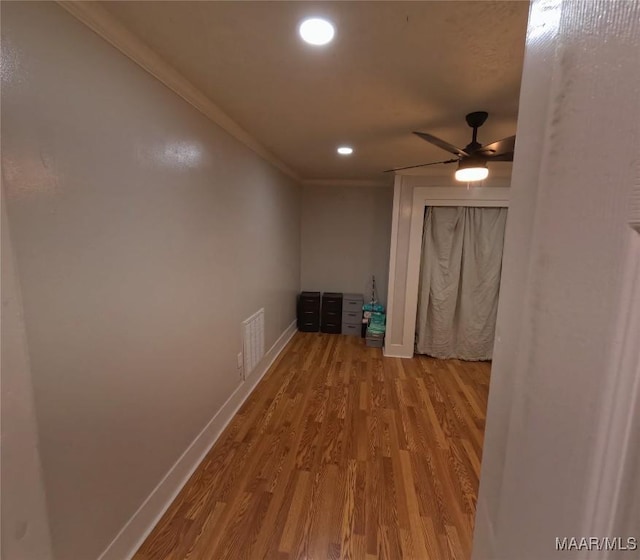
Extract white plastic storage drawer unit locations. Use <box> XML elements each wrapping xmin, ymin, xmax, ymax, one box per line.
<box><xmin>341</xmin><ymin>293</ymin><xmax>364</xmax><ymax>336</ymax></box>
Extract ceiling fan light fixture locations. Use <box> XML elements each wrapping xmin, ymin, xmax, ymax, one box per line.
<box><xmin>455</xmin><ymin>159</ymin><xmax>488</xmax><ymax>182</ymax></box>
<box><xmin>298</xmin><ymin>18</ymin><xmax>335</xmax><ymax>46</ymax></box>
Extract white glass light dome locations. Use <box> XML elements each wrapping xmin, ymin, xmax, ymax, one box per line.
<box><xmin>298</xmin><ymin>18</ymin><xmax>335</xmax><ymax>46</ymax></box>
<box><xmin>455</xmin><ymin>165</ymin><xmax>489</xmax><ymax>182</ymax></box>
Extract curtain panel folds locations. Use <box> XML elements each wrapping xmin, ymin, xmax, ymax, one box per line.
<box><xmin>416</xmin><ymin>206</ymin><xmax>507</xmax><ymax>360</ymax></box>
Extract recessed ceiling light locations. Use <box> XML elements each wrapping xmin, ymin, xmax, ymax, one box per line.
<box><xmin>299</xmin><ymin>18</ymin><xmax>335</xmax><ymax>46</ymax></box>
<box><xmin>337</xmin><ymin>146</ymin><xmax>353</xmax><ymax>155</ymax></box>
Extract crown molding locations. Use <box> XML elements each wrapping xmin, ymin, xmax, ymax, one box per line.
<box><xmin>301</xmin><ymin>178</ymin><xmax>393</xmax><ymax>189</ymax></box>
<box><xmin>57</xmin><ymin>1</ymin><xmax>300</xmax><ymax>182</ymax></box>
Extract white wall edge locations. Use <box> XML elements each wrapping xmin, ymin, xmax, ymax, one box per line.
<box><xmin>56</xmin><ymin>1</ymin><xmax>300</xmax><ymax>183</ymax></box>
<box><xmin>383</xmin><ymin>176</ymin><xmax>402</xmax><ymax>355</ymax></box>
<box><xmin>579</xmin><ymin>233</ymin><xmax>640</xmax><ymax>554</ymax></box>
<box><xmin>97</xmin><ymin>320</ymin><xmax>298</xmax><ymax>560</ymax></box>
<box><xmin>382</xmin><ymin>343</ymin><xmax>413</xmax><ymax>359</ymax></box>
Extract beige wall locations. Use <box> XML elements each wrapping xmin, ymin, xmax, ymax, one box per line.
<box><xmin>300</xmin><ymin>184</ymin><xmax>393</xmax><ymax>304</ymax></box>
<box><xmin>1</xmin><ymin>190</ymin><xmax>54</xmax><ymax>560</ymax></box>
<box><xmin>1</xmin><ymin>3</ymin><xmax>300</xmax><ymax>559</ymax></box>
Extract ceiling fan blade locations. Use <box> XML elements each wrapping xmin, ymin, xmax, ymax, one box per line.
<box><xmin>488</xmin><ymin>152</ymin><xmax>514</xmax><ymax>162</ymax></box>
<box><xmin>413</xmin><ymin>132</ymin><xmax>469</xmax><ymax>157</ymax></box>
<box><xmin>384</xmin><ymin>158</ymin><xmax>458</xmax><ymax>173</ymax></box>
<box><xmin>477</xmin><ymin>135</ymin><xmax>516</xmax><ymax>157</ymax></box>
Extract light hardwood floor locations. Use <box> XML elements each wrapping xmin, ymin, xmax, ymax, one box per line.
<box><xmin>133</xmin><ymin>332</ymin><xmax>490</xmax><ymax>560</ymax></box>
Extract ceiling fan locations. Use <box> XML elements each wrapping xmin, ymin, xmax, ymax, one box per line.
<box><xmin>385</xmin><ymin>111</ymin><xmax>515</xmax><ymax>181</ymax></box>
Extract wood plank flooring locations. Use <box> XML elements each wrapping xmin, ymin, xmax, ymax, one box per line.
<box><xmin>133</xmin><ymin>332</ymin><xmax>490</xmax><ymax>560</ymax></box>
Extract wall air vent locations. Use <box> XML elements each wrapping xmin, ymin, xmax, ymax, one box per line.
<box><xmin>242</xmin><ymin>308</ymin><xmax>264</xmax><ymax>379</ymax></box>
<box><xmin>629</xmin><ymin>173</ymin><xmax>640</xmax><ymax>234</ymax></box>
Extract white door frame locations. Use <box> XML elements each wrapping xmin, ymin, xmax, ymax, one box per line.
<box><xmin>385</xmin><ymin>182</ymin><xmax>510</xmax><ymax>358</ymax></box>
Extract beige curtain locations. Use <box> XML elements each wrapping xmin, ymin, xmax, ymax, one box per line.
<box><xmin>415</xmin><ymin>206</ymin><xmax>507</xmax><ymax>360</ymax></box>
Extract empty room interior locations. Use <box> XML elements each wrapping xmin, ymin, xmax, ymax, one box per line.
<box><xmin>2</xmin><ymin>1</ymin><xmax>639</xmax><ymax>560</ymax></box>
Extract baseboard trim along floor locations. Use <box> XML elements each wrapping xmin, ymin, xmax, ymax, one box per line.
<box><xmin>132</xmin><ymin>332</ymin><xmax>490</xmax><ymax>559</ymax></box>
<box><xmin>97</xmin><ymin>319</ymin><xmax>298</xmax><ymax>560</ymax></box>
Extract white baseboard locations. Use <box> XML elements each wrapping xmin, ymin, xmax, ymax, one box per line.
<box><xmin>98</xmin><ymin>320</ymin><xmax>298</xmax><ymax>560</ymax></box>
<box><xmin>383</xmin><ymin>342</ymin><xmax>414</xmax><ymax>359</ymax></box>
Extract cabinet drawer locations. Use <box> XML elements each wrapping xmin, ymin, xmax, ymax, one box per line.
<box><xmin>342</xmin><ymin>310</ymin><xmax>362</xmax><ymax>325</ymax></box>
<box><xmin>299</xmin><ymin>293</ymin><xmax>321</xmax><ymax>309</ymax></box>
<box><xmin>298</xmin><ymin>320</ymin><xmax>320</xmax><ymax>332</ymax></box>
<box><xmin>322</xmin><ymin>309</ymin><xmax>341</xmax><ymax>321</ymax></box>
<box><xmin>342</xmin><ymin>298</ymin><xmax>363</xmax><ymax>313</ymax></box>
<box><xmin>299</xmin><ymin>300</ymin><xmax>320</xmax><ymax>311</ymax></box>
<box><xmin>342</xmin><ymin>323</ymin><xmax>361</xmax><ymax>336</ymax></box>
<box><xmin>322</xmin><ymin>293</ymin><xmax>342</xmax><ymax>311</ymax></box>
<box><xmin>322</xmin><ymin>301</ymin><xmax>342</xmax><ymax>314</ymax></box>
<box><xmin>300</xmin><ymin>291</ymin><xmax>320</xmax><ymax>298</ymax></box>
<box><xmin>321</xmin><ymin>321</ymin><xmax>341</xmax><ymax>334</ymax></box>
<box><xmin>300</xmin><ymin>309</ymin><xmax>319</xmax><ymax>318</ymax></box>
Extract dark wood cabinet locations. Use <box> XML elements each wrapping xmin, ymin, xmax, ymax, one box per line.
<box><xmin>298</xmin><ymin>292</ymin><xmax>364</xmax><ymax>335</ymax></box>
<box><xmin>297</xmin><ymin>291</ymin><xmax>320</xmax><ymax>332</ymax></box>
<box><xmin>321</xmin><ymin>292</ymin><xmax>342</xmax><ymax>334</ymax></box>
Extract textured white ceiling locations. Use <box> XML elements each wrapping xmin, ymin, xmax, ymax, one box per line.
<box><xmin>100</xmin><ymin>1</ymin><xmax>529</xmax><ymax>184</ymax></box>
